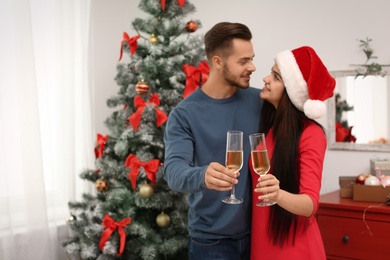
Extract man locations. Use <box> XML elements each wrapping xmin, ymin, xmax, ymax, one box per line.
<box><xmin>164</xmin><ymin>22</ymin><xmax>262</xmax><ymax>260</ymax></box>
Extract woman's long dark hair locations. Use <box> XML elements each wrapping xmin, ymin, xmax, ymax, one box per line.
<box><xmin>259</xmin><ymin>89</ymin><xmax>323</xmax><ymax>247</ymax></box>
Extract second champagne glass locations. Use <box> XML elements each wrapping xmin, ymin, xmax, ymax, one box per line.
<box><xmin>222</xmin><ymin>130</ymin><xmax>243</xmax><ymax>204</ymax></box>
<box><xmin>249</xmin><ymin>133</ymin><xmax>276</xmax><ymax>207</ymax></box>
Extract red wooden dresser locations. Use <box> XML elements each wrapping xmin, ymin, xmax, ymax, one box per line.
<box><xmin>317</xmin><ymin>190</ymin><xmax>390</xmax><ymax>260</ymax></box>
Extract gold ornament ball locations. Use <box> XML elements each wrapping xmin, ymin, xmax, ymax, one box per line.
<box><xmin>149</xmin><ymin>34</ymin><xmax>158</xmax><ymax>44</ymax></box>
<box><xmin>139</xmin><ymin>183</ymin><xmax>154</xmax><ymax>198</ymax></box>
<box><xmin>185</xmin><ymin>20</ymin><xmax>198</xmax><ymax>33</ymax></box>
<box><xmin>156</xmin><ymin>212</ymin><xmax>171</xmax><ymax>228</ymax></box>
<box><xmin>96</xmin><ymin>177</ymin><xmax>109</xmax><ymax>192</ymax></box>
<box><xmin>135</xmin><ymin>79</ymin><xmax>150</xmax><ymax>95</ymax></box>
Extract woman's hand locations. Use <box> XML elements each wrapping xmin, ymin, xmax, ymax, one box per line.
<box><xmin>255</xmin><ymin>174</ymin><xmax>314</xmax><ymax>217</ymax></box>
<box><xmin>254</xmin><ymin>174</ymin><xmax>280</xmax><ymax>203</ymax></box>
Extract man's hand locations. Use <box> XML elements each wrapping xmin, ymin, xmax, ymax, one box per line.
<box><xmin>204</xmin><ymin>162</ymin><xmax>240</xmax><ymax>191</ymax></box>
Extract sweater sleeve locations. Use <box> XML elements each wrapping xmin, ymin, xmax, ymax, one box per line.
<box><xmin>163</xmin><ymin>107</ymin><xmax>207</xmax><ymax>193</ymax></box>
<box><xmin>298</xmin><ymin>123</ymin><xmax>327</xmax><ymax>216</ymax></box>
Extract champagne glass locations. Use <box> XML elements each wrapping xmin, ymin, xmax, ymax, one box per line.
<box><xmin>249</xmin><ymin>133</ymin><xmax>276</xmax><ymax>207</ymax></box>
<box><xmin>222</xmin><ymin>130</ymin><xmax>244</xmax><ymax>204</ymax></box>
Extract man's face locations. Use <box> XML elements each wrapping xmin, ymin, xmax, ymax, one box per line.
<box><xmin>221</xmin><ymin>39</ymin><xmax>256</xmax><ymax>88</ymax></box>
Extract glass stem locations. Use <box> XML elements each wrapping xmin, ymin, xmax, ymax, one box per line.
<box><xmin>263</xmin><ymin>193</ymin><xmax>269</xmax><ymax>202</ymax></box>
<box><xmin>230</xmin><ymin>185</ymin><xmax>236</xmax><ymax>199</ymax></box>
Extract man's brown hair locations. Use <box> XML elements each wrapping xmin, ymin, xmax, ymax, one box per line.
<box><xmin>204</xmin><ymin>22</ymin><xmax>252</xmax><ymax>61</ymax></box>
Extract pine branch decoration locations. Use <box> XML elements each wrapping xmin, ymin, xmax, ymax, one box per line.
<box><xmin>354</xmin><ymin>37</ymin><xmax>386</xmax><ymax>78</ymax></box>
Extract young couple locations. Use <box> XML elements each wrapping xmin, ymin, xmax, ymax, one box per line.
<box><xmin>164</xmin><ymin>22</ymin><xmax>335</xmax><ymax>260</ymax></box>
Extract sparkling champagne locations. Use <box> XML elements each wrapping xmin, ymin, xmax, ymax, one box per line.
<box><xmin>225</xmin><ymin>150</ymin><xmax>243</xmax><ymax>173</ymax></box>
<box><xmin>251</xmin><ymin>150</ymin><xmax>270</xmax><ymax>176</ymax></box>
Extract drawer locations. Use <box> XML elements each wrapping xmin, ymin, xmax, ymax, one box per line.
<box><xmin>317</xmin><ymin>215</ymin><xmax>390</xmax><ymax>259</ymax></box>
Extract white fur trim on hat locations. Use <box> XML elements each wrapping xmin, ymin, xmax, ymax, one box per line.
<box><xmin>303</xmin><ymin>99</ymin><xmax>326</xmax><ymax>119</ymax></box>
<box><xmin>275</xmin><ymin>50</ymin><xmax>309</xmax><ymax>112</ymax></box>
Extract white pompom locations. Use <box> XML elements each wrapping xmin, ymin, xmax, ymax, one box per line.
<box><xmin>303</xmin><ymin>99</ymin><xmax>326</xmax><ymax>119</ymax></box>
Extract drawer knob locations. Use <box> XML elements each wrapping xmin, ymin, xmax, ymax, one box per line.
<box><xmin>342</xmin><ymin>235</ymin><xmax>349</xmax><ymax>244</ymax></box>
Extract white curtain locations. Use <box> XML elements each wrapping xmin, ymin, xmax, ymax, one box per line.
<box><xmin>0</xmin><ymin>0</ymin><xmax>93</xmax><ymax>259</ymax></box>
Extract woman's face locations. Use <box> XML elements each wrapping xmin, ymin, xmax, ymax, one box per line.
<box><xmin>260</xmin><ymin>63</ymin><xmax>285</xmax><ymax>108</ymax></box>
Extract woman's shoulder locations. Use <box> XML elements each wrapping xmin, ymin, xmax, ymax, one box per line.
<box><xmin>301</xmin><ymin>121</ymin><xmax>326</xmax><ymax>147</ymax></box>
<box><xmin>303</xmin><ymin>121</ymin><xmax>324</xmax><ymax>134</ymax></box>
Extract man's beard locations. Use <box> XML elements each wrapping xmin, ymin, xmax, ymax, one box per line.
<box><xmin>222</xmin><ymin>65</ymin><xmax>250</xmax><ymax>89</ymax></box>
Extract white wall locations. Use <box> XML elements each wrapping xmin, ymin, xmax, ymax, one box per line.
<box><xmin>90</xmin><ymin>0</ymin><xmax>390</xmax><ymax>194</ymax></box>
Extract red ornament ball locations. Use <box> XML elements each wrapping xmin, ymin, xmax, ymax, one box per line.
<box><xmin>135</xmin><ymin>79</ymin><xmax>149</xmax><ymax>95</ymax></box>
<box><xmin>356</xmin><ymin>173</ymin><xmax>367</xmax><ymax>185</ymax></box>
<box><xmin>185</xmin><ymin>20</ymin><xmax>198</xmax><ymax>33</ymax></box>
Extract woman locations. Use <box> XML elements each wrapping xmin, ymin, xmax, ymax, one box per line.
<box><xmin>250</xmin><ymin>46</ymin><xmax>335</xmax><ymax>259</ymax></box>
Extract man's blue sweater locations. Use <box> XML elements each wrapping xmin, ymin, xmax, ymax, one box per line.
<box><xmin>164</xmin><ymin>87</ymin><xmax>262</xmax><ymax>239</ymax></box>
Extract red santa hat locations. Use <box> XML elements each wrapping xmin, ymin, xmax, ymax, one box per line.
<box><xmin>275</xmin><ymin>46</ymin><xmax>336</xmax><ymax>119</ymax></box>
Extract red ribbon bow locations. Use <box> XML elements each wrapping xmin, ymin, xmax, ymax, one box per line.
<box><xmin>99</xmin><ymin>214</ymin><xmax>132</xmax><ymax>256</ymax></box>
<box><xmin>336</xmin><ymin>122</ymin><xmax>356</xmax><ymax>143</ymax></box>
<box><xmin>177</xmin><ymin>0</ymin><xmax>186</xmax><ymax>7</ymax></box>
<box><xmin>160</xmin><ymin>0</ymin><xmax>166</xmax><ymax>11</ymax></box>
<box><xmin>119</xmin><ymin>32</ymin><xmax>140</xmax><ymax>61</ymax></box>
<box><xmin>128</xmin><ymin>94</ymin><xmax>168</xmax><ymax>132</ymax></box>
<box><xmin>94</xmin><ymin>134</ymin><xmax>108</xmax><ymax>159</ymax></box>
<box><xmin>182</xmin><ymin>60</ymin><xmax>210</xmax><ymax>98</ymax></box>
<box><xmin>160</xmin><ymin>0</ymin><xmax>185</xmax><ymax>11</ymax></box>
<box><xmin>125</xmin><ymin>154</ymin><xmax>160</xmax><ymax>191</ymax></box>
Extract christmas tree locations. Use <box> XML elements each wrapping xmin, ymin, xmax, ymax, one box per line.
<box><xmin>62</xmin><ymin>0</ymin><xmax>209</xmax><ymax>259</ymax></box>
